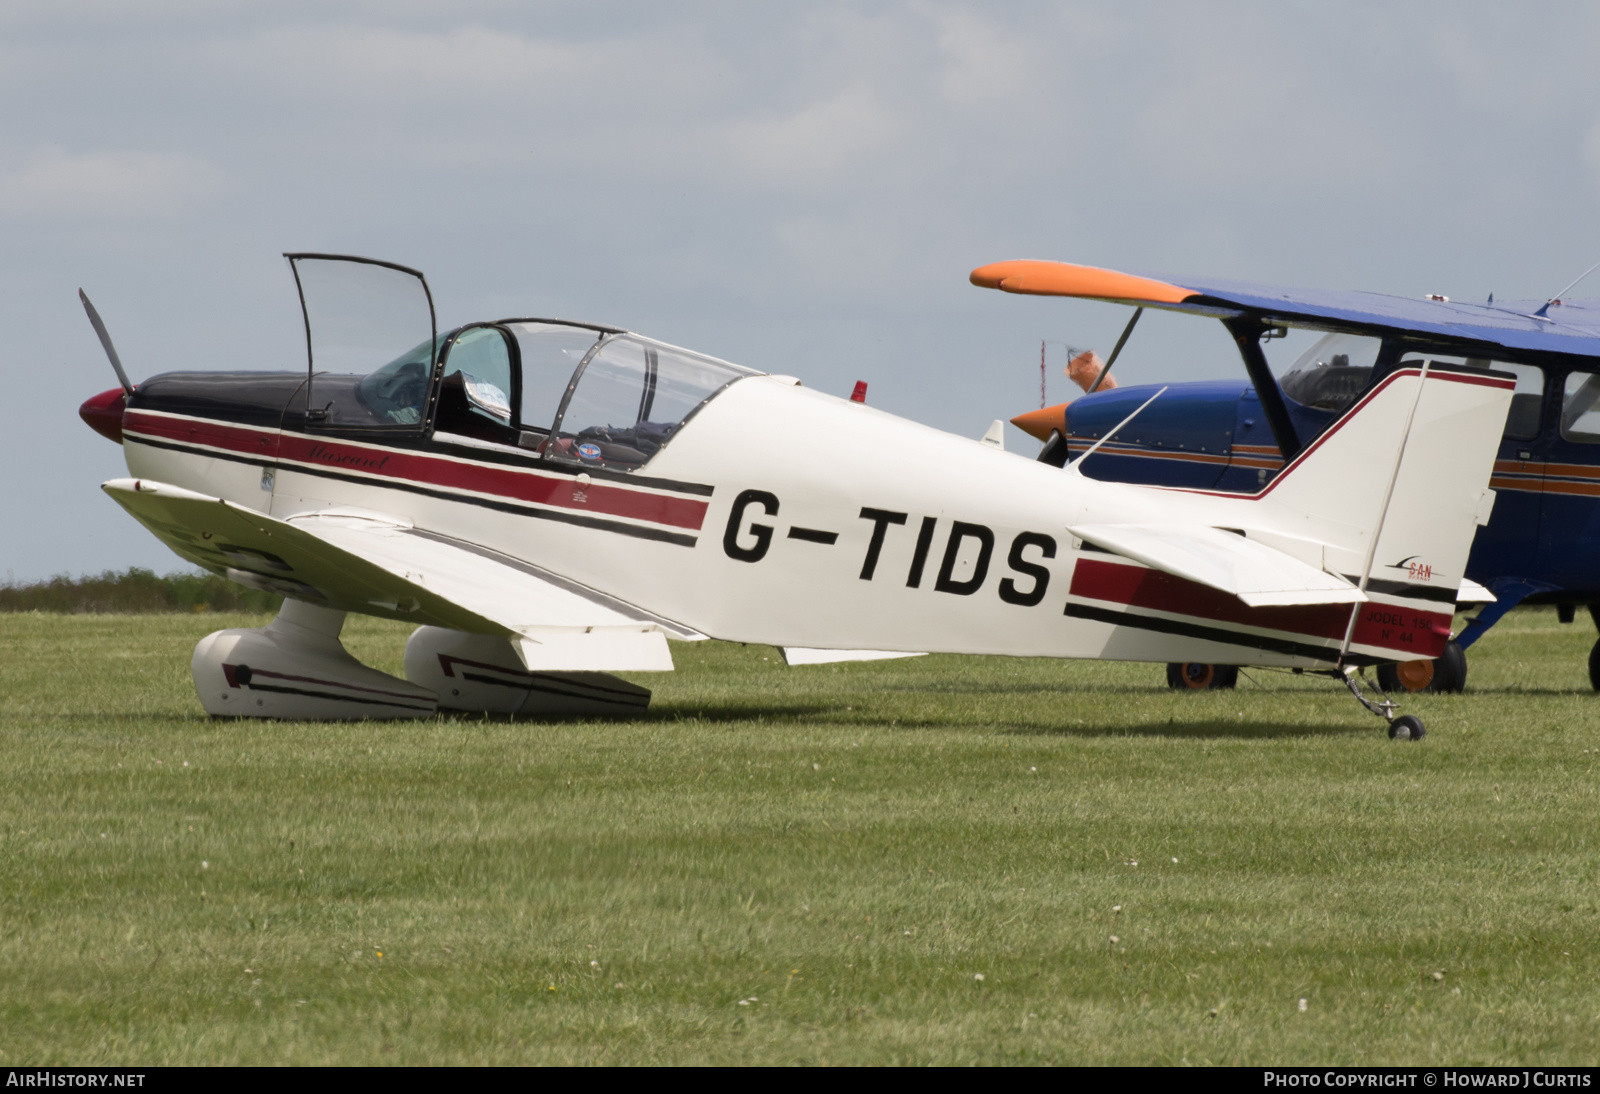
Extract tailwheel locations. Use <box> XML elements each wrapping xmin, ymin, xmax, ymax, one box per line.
<box><xmin>1388</xmin><ymin>714</ymin><xmax>1426</xmax><ymax>741</ymax></box>
<box><xmin>1337</xmin><ymin>667</ymin><xmax>1426</xmax><ymax>742</ymax></box>
<box><xmin>1166</xmin><ymin>663</ymin><xmax>1239</xmax><ymax>690</ymax></box>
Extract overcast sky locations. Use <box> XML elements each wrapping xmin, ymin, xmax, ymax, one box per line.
<box><xmin>6</xmin><ymin>1</ymin><xmax>1600</xmax><ymax>580</ymax></box>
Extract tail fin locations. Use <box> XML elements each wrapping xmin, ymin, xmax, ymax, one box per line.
<box><xmin>1253</xmin><ymin>363</ymin><xmax>1511</xmax><ymax>608</ymax></box>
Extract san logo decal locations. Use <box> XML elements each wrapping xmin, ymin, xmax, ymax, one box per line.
<box><xmin>1389</xmin><ymin>555</ymin><xmax>1434</xmax><ymax>581</ymax></box>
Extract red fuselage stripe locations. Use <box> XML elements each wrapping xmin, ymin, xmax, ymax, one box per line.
<box><xmin>124</xmin><ymin>410</ymin><xmax>710</xmax><ymax>531</ymax></box>
<box><xmin>1069</xmin><ymin>558</ymin><xmax>1452</xmax><ymax>658</ymax></box>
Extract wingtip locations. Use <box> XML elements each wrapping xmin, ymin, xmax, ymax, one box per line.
<box><xmin>969</xmin><ymin>263</ymin><xmax>1009</xmax><ymax>290</ymax></box>
<box><xmin>968</xmin><ymin>259</ymin><xmax>1196</xmax><ymax>305</ymax></box>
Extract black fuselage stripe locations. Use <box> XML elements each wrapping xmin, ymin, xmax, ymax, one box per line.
<box><xmin>1348</xmin><ymin>576</ymin><xmax>1458</xmax><ymax>604</ymax></box>
<box><xmin>1063</xmin><ymin>602</ymin><xmax>1342</xmax><ymax>663</ymax></box>
<box><xmin>127</xmin><ymin>435</ymin><xmax>698</xmax><ymax>548</ymax></box>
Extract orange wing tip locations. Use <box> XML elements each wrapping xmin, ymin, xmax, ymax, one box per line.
<box><xmin>1009</xmin><ymin>403</ymin><xmax>1069</xmax><ymax>443</ymax></box>
<box><xmin>969</xmin><ymin>260</ymin><xmax>1196</xmax><ymax>305</ymax></box>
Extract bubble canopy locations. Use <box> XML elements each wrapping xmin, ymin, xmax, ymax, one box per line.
<box><xmin>280</xmin><ymin>253</ymin><xmax>762</xmax><ymax>468</ymax></box>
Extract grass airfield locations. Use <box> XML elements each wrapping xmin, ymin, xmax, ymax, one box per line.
<box><xmin>1</xmin><ymin>608</ymin><xmax>1598</xmax><ymax>1065</ymax></box>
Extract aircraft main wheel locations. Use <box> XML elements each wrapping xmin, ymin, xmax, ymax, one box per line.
<box><xmin>1166</xmin><ymin>663</ymin><xmax>1238</xmax><ymax>690</ymax></box>
<box><xmin>1431</xmin><ymin>640</ymin><xmax>1468</xmax><ymax>693</ymax></box>
<box><xmin>1588</xmin><ymin>638</ymin><xmax>1600</xmax><ymax>692</ymax></box>
<box><xmin>1374</xmin><ymin>641</ymin><xmax>1468</xmax><ymax>694</ymax></box>
<box><xmin>1388</xmin><ymin>714</ymin><xmax>1426</xmax><ymax>741</ymax></box>
<box><xmin>1377</xmin><ymin>659</ymin><xmax>1433</xmax><ymax>693</ymax></box>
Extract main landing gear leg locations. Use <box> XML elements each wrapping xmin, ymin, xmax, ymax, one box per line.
<box><xmin>1338</xmin><ymin>667</ymin><xmax>1425</xmax><ymax>741</ymax></box>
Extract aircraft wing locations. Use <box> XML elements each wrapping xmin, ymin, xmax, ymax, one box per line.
<box><xmin>972</xmin><ymin>259</ymin><xmax>1600</xmax><ymax>359</ymax></box>
<box><xmin>103</xmin><ymin>478</ymin><xmax>698</xmax><ymax>669</ymax></box>
<box><xmin>1069</xmin><ymin>523</ymin><xmax>1366</xmax><ymax>608</ymax></box>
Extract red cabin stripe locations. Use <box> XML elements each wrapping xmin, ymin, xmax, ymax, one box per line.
<box><xmin>124</xmin><ymin>410</ymin><xmax>710</xmax><ymax>531</ymax></box>
<box><xmin>125</xmin><ymin>411</ymin><xmax>279</xmax><ymax>459</ymax></box>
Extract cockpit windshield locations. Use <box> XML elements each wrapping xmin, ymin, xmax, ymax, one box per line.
<box><xmin>549</xmin><ymin>335</ymin><xmax>759</xmax><ymax>471</ymax></box>
<box><xmin>356</xmin><ymin>339</ymin><xmax>438</xmax><ymax>425</ymax></box>
<box><xmin>1278</xmin><ymin>332</ymin><xmax>1383</xmax><ymax>414</ymax></box>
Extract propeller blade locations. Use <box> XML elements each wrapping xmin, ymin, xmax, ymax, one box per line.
<box><xmin>78</xmin><ymin>289</ymin><xmax>134</xmax><ymax>396</ymax></box>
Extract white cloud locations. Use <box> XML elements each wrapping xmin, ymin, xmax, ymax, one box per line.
<box><xmin>0</xmin><ymin>145</ymin><xmax>224</xmax><ymax>218</ymax></box>
<box><xmin>931</xmin><ymin>8</ymin><xmax>1040</xmax><ymax>106</ymax></box>
<box><xmin>202</xmin><ymin>21</ymin><xmax>717</xmax><ymax>107</ymax></box>
<box><xmin>773</xmin><ymin>211</ymin><xmax>913</xmax><ymax>289</ymax></box>
<box><xmin>1121</xmin><ymin>12</ymin><xmax>1391</xmax><ymax>190</ymax></box>
<box><xmin>725</xmin><ymin>87</ymin><xmax>899</xmax><ymax>191</ymax></box>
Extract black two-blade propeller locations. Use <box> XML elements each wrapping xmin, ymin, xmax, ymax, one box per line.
<box><xmin>78</xmin><ymin>289</ymin><xmax>134</xmax><ymax>396</ymax></box>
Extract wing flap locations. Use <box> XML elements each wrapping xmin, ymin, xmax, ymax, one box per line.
<box><xmin>1070</xmin><ymin>523</ymin><xmax>1365</xmax><ymax>607</ymax></box>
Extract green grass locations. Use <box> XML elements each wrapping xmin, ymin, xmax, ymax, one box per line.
<box><xmin>1</xmin><ymin>608</ymin><xmax>1598</xmax><ymax>1065</ymax></box>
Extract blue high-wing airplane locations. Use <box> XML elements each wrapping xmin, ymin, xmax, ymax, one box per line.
<box><xmin>978</xmin><ymin>259</ymin><xmax>1600</xmax><ymax>695</ymax></box>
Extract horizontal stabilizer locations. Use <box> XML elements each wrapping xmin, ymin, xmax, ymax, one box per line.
<box><xmin>1069</xmin><ymin>523</ymin><xmax>1366</xmax><ymax>607</ymax></box>
<box><xmin>1457</xmin><ymin>578</ymin><xmax>1495</xmax><ymax>605</ymax></box>
<box><xmin>103</xmin><ymin>479</ymin><xmax>691</xmax><ymax>670</ymax></box>
<box><xmin>782</xmin><ymin>648</ymin><xmax>928</xmax><ymax>666</ymax></box>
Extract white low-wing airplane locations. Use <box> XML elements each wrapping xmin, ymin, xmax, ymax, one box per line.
<box><xmin>76</xmin><ymin>254</ymin><xmax>1513</xmax><ymax>739</ymax></box>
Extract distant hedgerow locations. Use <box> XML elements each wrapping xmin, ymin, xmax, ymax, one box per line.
<box><xmin>0</xmin><ymin>568</ymin><xmax>282</xmax><ymax>614</ymax></box>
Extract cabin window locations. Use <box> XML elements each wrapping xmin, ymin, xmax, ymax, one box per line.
<box><xmin>1402</xmin><ymin>354</ymin><xmax>1544</xmax><ymax>441</ymax></box>
<box><xmin>441</xmin><ymin>327</ymin><xmax>513</xmax><ymax>424</ymax></box>
<box><xmin>1496</xmin><ymin>363</ymin><xmax>1545</xmax><ymax>440</ymax></box>
<box><xmin>1279</xmin><ymin>333</ymin><xmax>1382</xmax><ymax>414</ymax></box>
<box><xmin>1560</xmin><ymin>371</ymin><xmax>1600</xmax><ymax>444</ymax></box>
<box><xmin>506</xmin><ymin>322</ymin><xmax>604</xmax><ymax>439</ymax></box>
<box><xmin>550</xmin><ymin>334</ymin><xmax>756</xmax><ymax>471</ymax></box>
